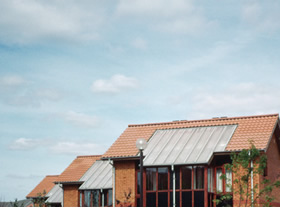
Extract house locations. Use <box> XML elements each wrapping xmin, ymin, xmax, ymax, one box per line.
<box><xmin>78</xmin><ymin>160</ymin><xmax>113</xmax><ymax>207</ymax></box>
<box><xmin>101</xmin><ymin>114</ymin><xmax>280</xmax><ymax>207</ymax></box>
<box><xmin>0</xmin><ymin>199</ymin><xmax>33</xmax><ymax>207</ymax></box>
<box><xmin>45</xmin><ymin>184</ymin><xmax>63</xmax><ymax>207</ymax></box>
<box><xmin>26</xmin><ymin>175</ymin><xmax>59</xmax><ymax>206</ymax></box>
<box><xmin>54</xmin><ymin>155</ymin><xmax>101</xmax><ymax>207</ymax></box>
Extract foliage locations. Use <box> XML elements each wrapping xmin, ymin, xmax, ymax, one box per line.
<box><xmin>116</xmin><ymin>188</ymin><xmax>133</xmax><ymax>207</ymax></box>
<box><xmin>215</xmin><ymin>141</ymin><xmax>280</xmax><ymax>207</ymax></box>
<box><xmin>32</xmin><ymin>190</ymin><xmax>50</xmax><ymax>207</ymax></box>
<box><xmin>10</xmin><ymin>198</ymin><xmax>24</xmax><ymax>207</ymax></box>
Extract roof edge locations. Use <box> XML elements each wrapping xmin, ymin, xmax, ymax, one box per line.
<box><xmin>264</xmin><ymin>117</ymin><xmax>280</xmax><ymax>153</ymax></box>
<box><xmin>76</xmin><ymin>155</ymin><xmax>101</xmax><ymax>158</ymax></box>
<box><xmin>128</xmin><ymin>113</ymin><xmax>279</xmax><ymax>127</ymax></box>
<box><xmin>55</xmin><ymin>181</ymin><xmax>83</xmax><ymax>185</ymax></box>
<box><xmin>101</xmin><ymin>155</ymin><xmax>140</xmax><ymax>161</ymax></box>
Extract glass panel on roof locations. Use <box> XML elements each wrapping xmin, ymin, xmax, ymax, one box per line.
<box><xmin>175</xmin><ymin>128</ymin><xmax>204</xmax><ymax>164</ymax></box>
<box><xmin>155</xmin><ymin>129</ymin><xmax>185</xmax><ymax>165</ymax></box>
<box><xmin>143</xmin><ymin>125</ymin><xmax>237</xmax><ymax>166</ymax></box>
<box><xmin>214</xmin><ymin>125</ymin><xmax>237</xmax><ymax>152</ymax></box>
<box><xmin>165</xmin><ymin>129</ymin><xmax>195</xmax><ymax>164</ymax></box>
<box><xmin>197</xmin><ymin>126</ymin><xmax>225</xmax><ymax>163</ymax></box>
<box><xmin>185</xmin><ymin>127</ymin><xmax>214</xmax><ymax>163</ymax></box>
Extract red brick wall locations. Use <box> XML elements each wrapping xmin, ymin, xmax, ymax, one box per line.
<box><xmin>114</xmin><ymin>160</ymin><xmax>136</xmax><ymax>207</ymax></box>
<box><xmin>232</xmin><ymin>134</ymin><xmax>280</xmax><ymax>207</ymax></box>
<box><xmin>63</xmin><ymin>184</ymin><xmax>80</xmax><ymax>207</ymax></box>
<box><xmin>259</xmin><ymin>134</ymin><xmax>280</xmax><ymax>206</ymax></box>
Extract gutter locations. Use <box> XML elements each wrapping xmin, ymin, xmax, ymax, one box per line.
<box><xmin>109</xmin><ymin>159</ymin><xmax>115</xmax><ymax>207</ymax></box>
<box><xmin>171</xmin><ymin>164</ymin><xmax>175</xmax><ymax>207</ymax></box>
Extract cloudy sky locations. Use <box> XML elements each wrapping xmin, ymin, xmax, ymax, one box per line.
<box><xmin>0</xmin><ymin>0</ymin><xmax>280</xmax><ymax>201</ymax></box>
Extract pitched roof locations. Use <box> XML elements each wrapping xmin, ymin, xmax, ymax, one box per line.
<box><xmin>102</xmin><ymin>114</ymin><xmax>279</xmax><ymax>158</ymax></box>
<box><xmin>79</xmin><ymin>160</ymin><xmax>112</xmax><ymax>190</ymax></box>
<box><xmin>45</xmin><ymin>184</ymin><xmax>63</xmax><ymax>204</ymax></box>
<box><xmin>26</xmin><ymin>175</ymin><xmax>59</xmax><ymax>198</ymax></box>
<box><xmin>55</xmin><ymin>155</ymin><xmax>101</xmax><ymax>183</ymax></box>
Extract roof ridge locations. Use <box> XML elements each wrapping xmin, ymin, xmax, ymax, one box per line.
<box><xmin>46</xmin><ymin>175</ymin><xmax>59</xmax><ymax>177</ymax></box>
<box><xmin>128</xmin><ymin>113</ymin><xmax>279</xmax><ymax>127</ymax></box>
<box><xmin>76</xmin><ymin>155</ymin><xmax>101</xmax><ymax>158</ymax></box>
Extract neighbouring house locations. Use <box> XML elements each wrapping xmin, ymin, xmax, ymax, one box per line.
<box><xmin>26</xmin><ymin>175</ymin><xmax>59</xmax><ymax>207</ymax></box>
<box><xmin>0</xmin><ymin>199</ymin><xmax>33</xmax><ymax>207</ymax></box>
<box><xmin>101</xmin><ymin>114</ymin><xmax>280</xmax><ymax>207</ymax></box>
<box><xmin>54</xmin><ymin>155</ymin><xmax>101</xmax><ymax>207</ymax></box>
<box><xmin>78</xmin><ymin>160</ymin><xmax>113</xmax><ymax>207</ymax></box>
<box><xmin>45</xmin><ymin>184</ymin><xmax>63</xmax><ymax>207</ymax></box>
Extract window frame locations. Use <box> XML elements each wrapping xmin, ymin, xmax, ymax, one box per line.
<box><xmin>136</xmin><ymin>165</ymin><xmax>207</xmax><ymax>207</ymax></box>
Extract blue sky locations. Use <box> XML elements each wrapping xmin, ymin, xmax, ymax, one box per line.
<box><xmin>0</xmin><ymin>0</ymin><xmax>280</xmax><ymax>201</ymax></box>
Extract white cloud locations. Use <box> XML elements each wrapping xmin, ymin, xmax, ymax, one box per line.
<box><xmin>131</xmin><ymin>37</ymin><xmax>147</xmax><ymax>50</ymax></box>
<box><xmin>35</xmin><ymin>89</ymin><xmax>62</xmax><ymax>101</ymax></box>
<box><xmin>5</xmin><ymin>174</ymin><xmax>43</xmax><ymax>180</ymax></box>
<box><xmin>0</xmin><ymin>75</ymin><xmax>63</xmax><ymax>107</ymax></box>
<box><xmin>49</xmin><ymin>142</ymin><xmax>106</xmax><ymax>155</ymax></box>
<box><xmin>91</xmin><ymin>74</ymin><xmax>138</xmax><ymax>94</ymax></box>
<box><xmin>0</xmin><ymin>75</ymin><xmax>26</xmax><ymax>87</ymax></box>
<box><xmin>0</xmin><ymin>0</ymin><xmax>107</xmax><ymax>45</ymax></box>
<box><xmin>116</xmin><ymin>0</ymin><xmax>193</xmax><ymax>18</ymax></box>
<box><xmin>190</xmin><ymin>82</ymin><xmax>279</xmax><ymax>119</ymax></box>
<box><xmin>8</xmin><ymin>138</ymin><xmax>46</xmax><ymax>150</ymax></box>
<box><xmin>241</xmin><ymin>0</ymin><xmax>279</xmax><ymax>33</ymax></box>
<box><xmin>115</xmin><ymin>0</ymin><xmax>215</xmax><ymax>35</ymax></box>
<box><xmin>62</xmin><ymin>110</ymin><xmax>100</xmax><ymax>128</ymax></box>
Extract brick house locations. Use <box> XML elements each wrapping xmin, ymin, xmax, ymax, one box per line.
<box><xmin>45</xmin><ymin>184</ymin><xmax>63</xmax><ymax>206</ymax></box>
<box><xmin>78</xmin><ymin>160</ymin><xmax>113</xmax><ymax>207</ymax></box>
<box><xmin>26</xmin><ymin>175</ymin><xmax>59</xmax><ymax>206</ymax></box>
<box><xmin>54</xmin><ymin>155</ymin><xmax>101</xmax><ymax>207</ymax></box>
<box><xmin>101</xmin><ymin>114</ymin><xmax>280</xmax><ymax>207</ymax></box>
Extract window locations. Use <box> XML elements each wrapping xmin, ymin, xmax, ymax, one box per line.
<box><xmin>84</xmin><ymin>190</ymin><xmax>91</xmax><ymax>207</ymax></box>
<box><xmin>141</xmin><ymin>166</ymin><xmax>206</xmax><ymax>207</ymax></box>
<box><xmin>146</xmin><ymin>193</ymin><xmax>156</xmax><ymax>207</ymax></box>
<box><xmin>81</xmin><ymin>189</ymin><xmax>112</xmax><ymax>207</ymax></box>
<box><xmin>107</xmin><ymin>189</ymin><xmax>113</xmax><ymax>207</ymax></box>
<box><xmin>92</xmin><ymin>190</ymin><xmax>99</xmax><ymax>207</ymax></box>
<box><xmin>194</xmin><ymin>166</ymin><xmax>204</xmax><ymax>189</ymax></box>
<box><xmin>208</xmin><ymin>168</ymin><xmax>214</xmax><ymax>192</ymax></box>
<box><xmin>216</xmin><ymin>168</ymin><xmax>223</xmax><ymax>193</ymax></box>
<box><xmin>158</xmin><ymin>167</ymin><xmax>168</xmax><ymax>190</ymax></box>
<box><xmin>146</xmin><ymin>168</ymin><xmax>156</xmax><ymax>191</ymax></box>
<box><xmin>170</xmin><ymin>167</ymin><xmax>180</xmax><ymax>190</ymax></box>
<box><xmin>137</xmin><ymin>171</ymin><xmax>141</xmax><ymax>194</ymax></box>
<box><xmin>145</xmin><ymin>167</ymin><xmax>169</xmax><ymax>207</ymax></box>
<box><xmin>181</xmin><ymin>166</ymin><xmax>192</xmax><ymax>189</ymax></box>
<box><xmin>225</xmin><ymin>169</ymin><xmax>232</xmax><ymax>192</ymax></box>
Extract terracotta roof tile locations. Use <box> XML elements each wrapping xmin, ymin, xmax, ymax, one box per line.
<box><xmin>26</xmin><ymin>175</ymin><xmax>59</xmax><ymax>198</ymax></box>
<box><xmin>55</xmin><ymin>155</ymin><xmax>101</xmax><ymax>183</ymax></box>
<box><xmin>102</xmin><ymin>114</ymin><xmax>279</xmax><ymax>158</ymax></box>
